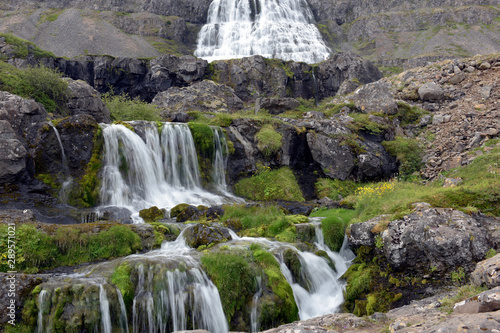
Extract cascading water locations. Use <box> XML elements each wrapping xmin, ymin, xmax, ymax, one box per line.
<box><xmin>195</xmin><ymin>0</ymin><xmax>331</xmax><ymax>63</ymax></box>
<box><xmin>36</xmin><ymin>290</ymin><xmax>48</xmax><ymax>333</ymax></box>
<box><xmin>100</xmin><ymin>284</ymin><xmax>112</xmax><ymax>333</ymax></box>
<box><xmin>100</xmin><ymin>122</ymin><xmax>240</xmax><ymax>219</ymax></box>
<box><xmin>250</xmin><ymin>276</ymin><xmax>263</xmax><ymax>333</ymax></box>
<box><xmin>48</xmin><ymin>122</ymin><xmax>73</xmax><ymax>202</ymax></box>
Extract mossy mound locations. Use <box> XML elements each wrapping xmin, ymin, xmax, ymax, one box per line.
<box><xmin>139</xmin><ymin>206</ymin><xmax>164</xmax><ymax>222</ymax></box>
<box><xmin>170</xmin><ymin>203</ymin><xmax>190</xmax><ymax>218</ymax></box>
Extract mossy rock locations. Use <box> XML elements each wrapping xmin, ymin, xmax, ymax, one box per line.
<box><xmin>282</xmin><ymin>249</ymin><xmax>303</xmax><ymax>288</ymax></box>
<box><xmin>170</xmin><ymin>203</ymin><xmax>190</xmax><ymax>218</ymax></box>
<box><xmin>139</xmin><ymin>206</ymin><xmax>164</xmax><ymax>222</ymax></box>
<box><xmin>176</xmin><ymin>205</ymin><xmax>202</xmax><ymax>222</ymax></box>
<box><xmin>184</xmin><ymin>224</ymin><xmax>231</xmax><ymax>248</ymax></box>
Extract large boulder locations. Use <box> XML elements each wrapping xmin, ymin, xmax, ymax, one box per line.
<box><xmin>65</xmin><ymin>79</ymin><xmax>111</xmax><ymax>123</ymax></box>
<box><xmin>352</xmin><ymin>81</ymin><xmax>398</xmax><ymax>115</ymax></box>
<box><xmin>418</xmin><ymin>82</ymin><xmax>445</xmax><ymax>102</ymax></box>
<box><xmin>258</xmin><ymin>98</ymin><xmax>300</xmax><ymax>115</ymax></box>
<box><xmin>453</xmin><ymin>287</ymin><xmax>500</xmax><ymax>314</ymax></box>
<box><xmin>152</xmin><ymin>80</ymin><xmax>243</xmax><ymax>114</ymax></box>
<box><xmin>183</xmin><ymin>223</ymin><xmax>232</xmax><ymax>248</ymax></box>
<box><xmin>0</xmin><ymin>120</ymin><xmax>28</xmax><ymax>183</ymax></box>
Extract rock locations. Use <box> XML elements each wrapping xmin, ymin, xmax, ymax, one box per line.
<box><xmin>259</xmin><ymin>98</ymin><xmax>300</xmax><ymax>115</ymax></box>
<box><xmin>447</xmin><ymin>72</ymin><xmax>466</xmax><ymax>85</ymax></box>
<box><xmin>348</xmin><ymin>215</ymin><xmax>390</xmax><ymax>248</ymax></box>
<box><xmin>352</xmin><ymin>81</ymin><xmax>398</xmax><ymax>115</ymax></box>
<box><xmin>453</xmin><ymin>286</ymin><xmax>500</xmax><ymax>314</ymax></box>
<box><xmin>296</xmin><ymin>223</ymin><xmax>316</xmax><ymax>243</ymax></box>
<box><xmin>139</xmin><ymin>206</ymin><xmax>164</xmax><ymax>222</ymax></box>
<box><xmin>471</xmin><ymin>254</ymin><xmax>500</xmax><ymax>288</ymax></box>
<box><xmin>381</xmin><ymin>208</ymin><xmax>496</xmax><ymax>272</ymax></box>
<box><xmin>418</xmin><ymin>82</ymin><xmax>444</xmax><ymax>102</ymax></box>
<box><xmin>152</xmin><ymin>80</ymin><xmax>243</xmax><ymax>114</ymax></box>
<box><xmin>306</xmin><ymin>132</ymin><xmax>355</xmax><ymax>181</ymax></box>
<box><xmin>442</xmin><ymin>177</ymin><xmax>463</xmax><ymax>188</ymax></box>
<box><xmin>276</xmin><ymin>201</ymin><xmax>316</xmax><ymax>216</ymax></box>
<box><xmin>337</xmin><ymin>79</ymin><xmax>360</xmax><ymax>96</ymax></box>
<box><xmin>0</xmin><ymin>120</ymin><xmax>28</xmax><ymax>183</ymax></box>
<box><xmin>480</xmin><ymin>85</ymin><xmax>492</xmax><ymax>99</ymax></box>
<box><xmin>170</xmin><ymin>203</ymin><xmax>190</xmax><ymax>219</ymax></box>
<box><xmin>176</xmin><ymin>205</ymin><xmax>202</xmax><ymax>222</ymax></box>
<box><xmin>478</xmin><ymin>62</ymin><xmax>491</xmax><ymax>70</ymax></box>
<box><xmin>183</xmin><ymin>223</ymin><xmax>232</xmax><ymax>248</ymax></box>
<box><xmin>65</xmin><ymin>79</ymin><xmax>111</xmax><ymax>123</ymax></box>
<box><xmin>206</xmin><ymin>206</ymin><xmax>225</xmax><ymax>221</ymax></box>
<box><xmin>303</xmin><ymin>111</ymin><xmax>325</xmax><ymax>119</ymax></box>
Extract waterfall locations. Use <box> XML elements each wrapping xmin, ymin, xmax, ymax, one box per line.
<box><xmin>195</xmin><ymin>0</ymin><xmax>331</xmax><ymax>63</ymax></box>
<box><xmin>250</xmin><ymin>276</ymin><xmax>263</xmax><ymax>333</ymax></box>
<box><xmin>116</xmin><ymin>287</ymin><xmax>130</xmax><ymax>333</ymax></box>
<box><xmin>99</xmin><ymin>284</ymin><xmax>112</xmax><ymax>333</ymax></box>
<box><xmin>48</xmin><ymin>122</ymin><xmax>73</xmax><ymax>202</ymax></box>
<box><xmin>36</xmin><ymin>290</ymin><xmax>48</xmax><ymax>333</ymax></box>
<box><xmin>100</xmin><ymin>122</ymin><xmax>238</xmax><ymax>219</ymax></box>
<box><xmin>212</xmin><ymin>127</ymin><xmax>230</xmax><ymax>193</ymax></box>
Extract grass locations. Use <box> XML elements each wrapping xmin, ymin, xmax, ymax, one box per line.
<box><xmin>439</xmin><ymin>284</ymin><xmax>488</xmax><ymax>314</ymax></box>
<box><xmin>383</xmin><ymin>136</ymin><xmax>424</xmax><ymax>177</ymax></box>
<box><xmin>315</xmin><ymin>178</ymin><xmax>359</xmax><ymax>200</ymax></box>
<box><xmin>310</xmin><ymin>208</ymin><xmax>357</xmax><ymax>251</ymax></box>
<box><xmin>234</xmin><ymin>166</ymin><xmax>305</xmax><ymax>202</ymax></box>
<box><xmin>102</xmin><ymin>91</ymin><xmax>161</xmax><ymax>121</ymax></box>
<box><xmin>0</xmin><ymin>61</ymin><xmax>70</xmax><ymax>114</ymax></box>
<box><xmin>0</xmin><ymin>33</ymin><xmax>56</xmax><ymax>58</ymax></box>
<box><xmin>255</xmin><ymin>124</ymin><xmax>283</xmax><ymax>158</ymax></box>
<box><xmin>0</xmin><ymin>223</ymin><xmax>142</xmax><ymax>273</ymax></box>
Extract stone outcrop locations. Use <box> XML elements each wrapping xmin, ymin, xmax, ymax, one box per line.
<box><xmin>471</xmin><ymin>254</ymin><xmax>500</xmax><ymax>288</ymax></box>
<box><xmin>65</xmin><ymin>79</ymin><xmax>111</xmax><ymax>123</ymax></box>
<box><xmin>152</xmin><ymin>80</ymin><xmax>243</xmax><ymax>114</ymax></box>
<box><xmin>352</xmin><ymin>81</ymin><xmax>398</xmax><ymax>115</ymax></box>
<box><xmin>453</xmin><ymin>286</ymin><xmax>500</xmax><ymax>314</ymax></box>
<box><xmin>0</xmin><ymin>120</ymin><xmax>27</xmax><ymax>183</ymax></box>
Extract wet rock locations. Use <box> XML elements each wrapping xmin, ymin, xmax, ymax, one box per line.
<box><xmin>183</xmin><ymin>223</ymin><xmax>231</xmax><ymax>248</ymax></box>
<box><xmin>176</xmin><ymin>205</ymin><xmax>202</xmax><ymax>222</ymax></box>
<box><xmin>170</xmin><ymin>203</ymin><xmax>190</xmax><ymax>219</ymax></box>
<box><xmin>0</xmin><ymin>120</ymin><xmax>28</xmax><ymax>183</ymax></box>
<box><xmin>276</xmin><ymin>201</ymin><xmax>316</xmax><ymax>216</ymax></box>
<box><xmin>471</xmin><ymin>254</ymin><xmax>500</xmax><ymax>288</ymax></box>
<box><xmin>418</xmin><ymin>82</ymin><xmax>444</xmax><ymax>102</ymax></box>
<box><xmin>139</xmin><ymin>206</ymin><xmax>164</xmax><ymax>222</ymax></box>
<box><xmin>453</xmin><ymin>286</ymin><xmax>500</xmax><ymax>314</ymax></box>
<box><xmin>296</xmin><ymin>223</ymin><xmax>316</xmax><ymax>243</ymax></box>
<box><xmin>352</xmin><ymin>81</ymin><xmax>398</xmax><ymax>115</ymax></box>
<box><xmin>152</xmin><ymin>80</ymin><xmax>243</xmax><ymax>114</ymax></box>
<box><xmin>259</xmin><ymin>98</ymin><xmax>300</xmax><ymax>115</ymax></box>
<box><xmin>65</xmin><ymin>79</ymin><xmax>111</xmax><ymax>123</ymax></box>
<box><xmin>206</xmin><ymin>206</ymin><xmax>225</xmax><ymax>221</ymax></box>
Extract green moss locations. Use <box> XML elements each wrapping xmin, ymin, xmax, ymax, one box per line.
<box><xmin>315</xmin><ymin>178</ymin><xmax>359</xmax><ymax>200</ymax></box>
<box><xmin>234</xmin><ymin>167</ymin><xmax>304</xmax><ymax>201</ymax></box>
<box><xmin>170</xmin><ymin>203</ymin><xmax>190</xmax><ymax>218</ymax></box>
<box><xmin>348</xmin><ymin>113</ymin><xmax>391</xmax><ymax>135</ymax></box>
<box><xmin>139</xmin><ymin>206</ymin><xmax>164</xmax><ymax>222</ymax></box>
<box><xmin>485</xmin><ymin>248</ymin><xmax>498</xmax><ymax>259</ymax></box>
<box><xmin>395</xmin><ymin>102</ymin><xmax>429</xmax><ymax>126</ymax></box>
<box><xmin>201</xmin><ymin>252</ymin><xmax>256</xmax><ymax>322</ymax></box>
<box><xmin>311</xmin><ymin>209</ymin><xmax>357</xmax><ymax>251</ymax></box>
<box><xmin>255</xmin><ymin>124</ymin><xmax>283</xmax><ymax>158</ymax></box>
<box><xmin>102</xmin><ymin>92</ymin><xmax>161</xmax><ymax>121</ymax></box>
<box><xmin>0</xmin><ymin>33</ymin><xmax>56</xmax><ymax>58</ymax></box>
<box><xmin>188</xmin><ymin>122</ymin><xmax>216</xmax><ymax>186</ymax></box>
<box><xmin>111</xmin><ymin>262</ymin><xmax>134</xmax><ymax>310</ymax></box>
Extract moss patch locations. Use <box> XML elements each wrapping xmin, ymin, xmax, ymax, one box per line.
<box><xmin>255</xmin><ymin>124</ymin><xmax>283</xmax><ymax>158</ymax></box>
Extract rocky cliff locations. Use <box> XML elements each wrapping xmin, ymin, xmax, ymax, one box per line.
<box><xmin>0</xmin><ymin>0</ymin><xmax>498</xmax><ymax>65</ymax></box>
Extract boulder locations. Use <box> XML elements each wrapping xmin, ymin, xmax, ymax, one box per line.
<box><xmin>139</xmin><ymin>206</ymin><xmax>164</xmax><ymax>222</ymax></box>
<box><xmin>380</xmin><ymin>208</ymin><xmax>495</xmax><ymax>272</ymax></box>
<box><xmin>183</xmin><ymin>223</ymin><xmax>232</xmax><ymax>248</ymax></box>
<box><xmin>65</xmin><ymin>79</ymin><xmax>111</xmax><ymax>123</ymax></box>
<box><xmin>206</xmin><ymin>206</ymin><xmax>225</xmax><ymax>221</ymax></box>
<box><xmin>418</xmin><ymin>82</ymin><xmax>444</xmax><ymax>102</ymax></box>
<box><xmin>170</xmin><ymin>203</ymin><xmax>190</xmax><ymax>219</ymax></box>
<box><xmin>453</xmin><ymin>286</ymin><xmax>500</xmax><ymax>314</ymax></box>
<box><xmin>352</xmin><ymin>81</ymin><xmax>398</xmax><ymax>115</ymax></box>
<box><xmin>152</xmin><ymin>80</ymin><xmax>243</xmax><ymax>114</ymax></box>
<box><xmin>471</xmin><ymin>254</ymin><xmax>500</xmax><ymax>288</ymax></box>
<box><xmin>306</xmin><ymin>132</ymin><xmax>355</xmax><ymax>181</ymax></box>
<box><xmin>259</xmin><ymin>98</ymin><xmax>300</xmax><ymax>115</ymax></box>
<box><xmin>176</xmin><ymin>205</ymin><xmax>202</xmax><ymax>222</ymax></box>
<box><xmin>0</xmin><ymin>120</ymin><xmax>27</xmax><ymax>183</ymax></box>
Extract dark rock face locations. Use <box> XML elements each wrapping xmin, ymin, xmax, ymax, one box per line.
<box><xmin>0</xmin><ymin>120</ymin><xmax>27</xmax><ymax>183</ymax></box>
<box><xmin>259</xmin><ymin>98</ymin><xmax>301</xmax><ymax>115</ymax></box>
<box><xmin>183</xmin><ymin>223</ymin><xmax>232</xmax><ymax>248</ymax></box>
<box><xmin>352</xmin><ymin>81</ymin><xmax>398</xmax><ymax>115</ymax></box>
<box><xmin>33</xmin><ymin>115</ymin><xmax>99</xmax><ymax>180</ymax></box>
<box><xmin>348</xmin><ymin>208</ymin><xmax>500</xmax><ymax>273</ymax></box>
<box><xmin>152</xmin><ymin>80</ymin><xmax>243</xmax><ymax>114</ymax></box>
<box><xmin>66</xmin><ymin>79</ymin><xmax>111</xmax><ymax>123</ymax></box>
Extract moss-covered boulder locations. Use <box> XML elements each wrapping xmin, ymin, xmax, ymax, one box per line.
<box><xmin>139</xmin><ymin>206</ymin><xmax>164</xmax><ymax>222</ymax></box>
<box><xmin>184</xmin><ymin>223</ymin><xmax>231</xmax><ymax>248</ymax></box>
<box><xmin>176</xmin><ymin>205</ymin><xmax>203</xmax><ymax>222</ymax></box>
<box><xmin>170</xmin><ymin>203</ymin><xmax>190</xmax><ymax>218</ymax></box>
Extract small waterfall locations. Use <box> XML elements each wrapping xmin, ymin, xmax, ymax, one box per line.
<box><xmin>99</xmin><ymin>284</ymin><xmax>112</xmax><ymax>333</ymax></box>
<box><xmin>212</xmin><ymin>127</ymin><xmax>229</xmax><ymax>193</ymax></box>
<box><xmin>250</xmin><ymin>276</ymin><xmax>263</xmax><ymax>333</ymax></box>
<box><xmin>116</xmin><ymin>287</ymin><xmax>130</xmax><ymax>333</ymax></box>
<box><xmin>100</xmin><ymin>122</ymin><xmax>238</xmax><ymax>218</ymax></box>
<box><xmin>36</xmin><ymin>290</ymin><xmax>49</xmax><ymax>333</ymax></box>
<box><xmin>195</xmin><ymin>0</ymin><xmax>331</xmax><ymax>63</ymax></box>
<box><xmin>48</xmin><ymin>122</ymin><xmax>73</xmax><ymax>202</ymax></box>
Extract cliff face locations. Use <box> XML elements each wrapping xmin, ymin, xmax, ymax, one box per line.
<box><xmin>0</xmin><ymin>0</ymin><xmax>499</xmax><ymax>64</ymax></box>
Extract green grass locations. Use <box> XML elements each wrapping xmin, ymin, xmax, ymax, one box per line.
<box><xmin>382</xmin><ymin>136</ymin><xmax>424</xmax><ymax>177</ymax></box>
<box><xmin>310</xmin><ymin>208</ymin><xmax>357</xmax><ymax>251</ymax></box>
<box><xmin>315</xmin><ymin>178</ymin><xmax>359</xmax><ymax>200</ymax></box>
<box><xmin>0</xmin><ymin>61</ymin><xmax>70</xmax><ymax>114</ymax></box>
<box><xmin>255</xmin><ymin>124</ymin><xmax>283</xmax><ymax>158</ymax></box>
<box><xmin>234</xmin><ymin>166</ymin><xmax>305</xmax><ymax>202</ymax></box>
<box><xmin>439</xmin><ymin>284</ymin><xmax>488</xmax><ymax>314</ymax></box>
<box><xmin>0</xmin><ymin>224</ymin><xmax>142</xmax><ymax>273</ymax></box>
<box><xmin>102</xmin><ymin>91</ymin><xmax>161</xmax><ymax>121</ymax></box>
<box><xmin>0</xmin><ymin>33</ymin><xmax>56</xmax><ymax>58</ymax></box>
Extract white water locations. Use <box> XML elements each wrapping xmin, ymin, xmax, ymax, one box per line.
<box><xmin>100</xmin><ymin>122</ymin><xmax>240</xmax><ymax>220</ymax></box>
<box><xmin>229</xmin><ymin>228</ymin><xmax>353</xmax><ymax>320</ymax></box>
<box><xmin>49</xmin><ymin>122</ymin><xmax>73</xmax><ymax>202</ymax></box>
<box><xmin>195</xmin><ymin>0</ymin><xmax>331</xmax><ymax>63</ymax></box>
<box><xmin>116</xmin><ymin>286</ymin><xmax>130</xmax><ymax>333</ymax></box>
<box><xmin>99</xmin><ymin>284</ymin><xmax>112</xmax><ymax>333</ymax></box>
<box><xmin>36</xmin><ymin>290</ymin><xmax>49</xmax><ymax>333</ymax></box>
<box><xmin>250</xmin><ymin>276</ymin><xmax>263</xmax><ymax>333</ymax></box>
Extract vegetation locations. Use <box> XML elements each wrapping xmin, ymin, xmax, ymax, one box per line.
<box><xmin>315</xmin><ymin>178</ymin><xmax>359</xmax><ymax>200</ymax></box>
<box><xmin>0</xmin><ymin>33</ymin><xmax>56</xmax><ymax>58</ymax></box>
<box><xmin>0</xmin><ymin>223</ymin><xmax>142</xmax><ymax>273</ymax></box>
<box><xmin>310</xmin><ymin>208</ymin><xmax>357</xmax><ymax>251</ymax></box>
<box><xmin>255</xmin><ymin>124</ymin><xmax>283</xmax><ymax>158</ymax></box>
<box><xmin>234</xmin><ymin>166</ymin><xmax>305</xmax><ymax>202</ymax></box>
<box><xmin>102</xmin><ymin>91</ymin><xmax>161</xmax><ymax>121</ymax></box>
<box><xmin>0</xmin><ymin>61</ymin><xmax>70</xmax><ymax>114</ymax></box>
<box><xmin>439</xmin><ymin>284</ymin><xmax>488</xmax><ymax>314</ymax></box>
<box><xmin>383</xmin><ymin>136</ymin><xmax>424</xmax><ymax>177</ymax></box>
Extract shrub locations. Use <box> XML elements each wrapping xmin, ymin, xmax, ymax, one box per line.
<box><xmin>0</xmin><ymin>62</ymin><xmax>70</xmax><ymax>114</ymax></box>
<box><xmin>395</xmin><ymin>102</ymin><xmax>429</xmax><ymax>126</ymax></box>
<box><xmin>101</xmin><ymin>91</ymin><xmax>161</xmax><ymax>121</ymax></box>
<box><xmin>255</xmin><ymin>124</ymin><xmax>283</xmax><ymax>158</ymax></box>
<box><xmin>234</xmin><ymin>166</ymin><xmax>304</xmax><ymax>201</ymax></box>
<box><xmin>382</xmin><ymin>136</ymin><xmax>424</xmax><ymax>177</ymax></box>
<box><xmin>310</xmin><ymin>208</ymin><xmax>357</xmax><ymax>251</ymax></box>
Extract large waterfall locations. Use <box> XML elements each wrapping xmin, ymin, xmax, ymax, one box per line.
<box><xmin>195</xmin><ymin>0</ymin><xmax>331</xmax><ymax>63</ymax></box>
<box><xmin>99</xmin><ymin>122</ymin><xmax>238</xmax><ymax>219</ymax></box>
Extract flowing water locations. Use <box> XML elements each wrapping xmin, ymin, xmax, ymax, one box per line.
<box><xmin>195</xmin><ymin>0</ymin><xmax>331</xmax><ymax>63</ymax></box>
<box><xmin>99</xmin><ymin>122</ymin><xmax>240</xmax><ymax>220</ymax></box>
<box><xmin>49</xmin><ymin>122</ymin><xmax>73</xmax><ymax>202</ymax></box>
<box><xmin>99</xmin><ymin>284</ymin><xmax>112</xmax><ymax>333</ymax></box>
